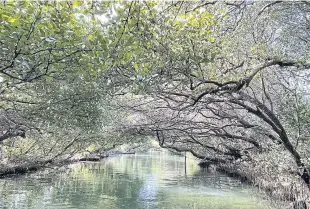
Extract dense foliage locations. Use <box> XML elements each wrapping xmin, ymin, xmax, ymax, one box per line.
<box><xmin>1</xmin><ymin>1</ymin><xmax>310</xmax><ymax>206</ymax></box>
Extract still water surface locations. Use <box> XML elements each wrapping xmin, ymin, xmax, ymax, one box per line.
<box><xmin>0</xmin><ymin>151</ymin><xmax>276</xmax><ymax>209</ymax></box>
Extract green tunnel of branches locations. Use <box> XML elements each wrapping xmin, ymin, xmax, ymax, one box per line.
<box><xmin>1</xmin><ymin>0</ymin><xmax>310</xmax><ymax>206</ymax></box>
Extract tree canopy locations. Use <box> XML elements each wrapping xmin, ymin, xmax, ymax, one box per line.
<box><xmin>1</xmin><ymin>0</ymin><xmax>310</xmax><ymax>205</ymax></box>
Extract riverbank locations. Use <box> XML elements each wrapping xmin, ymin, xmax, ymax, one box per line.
<box><xmin>0</xmin><ymin>151</ymin><xmax>136</xmax><ymax>178</ymax></box>
<box><xmin>199</xmin><ymin>155</ymin><xmax>310</xmax><ymax>209</ymax></box>
<box><xmin>0</xmin><ymin>142</ymin><xmax>150</xmax><ymax>178</ymax></box>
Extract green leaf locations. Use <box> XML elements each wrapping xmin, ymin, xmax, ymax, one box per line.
<box><xmin>133</xmin><ymin>63</ymin><xmax>139</xmax><ymax>69</ymax></box>
<box><xmin>125</xmin><ymin>53</ymin><xmax>131</xmax><ymax>62</ymax></box>
<box><xmin>88</xmin><ymin>34</ymin><xmax>93</xmax><ymax>40</ymax></box>
<box><xmin>72</xmin><ymin>1</ymin><xmax>81</xmax><ymax>7</ymax></box>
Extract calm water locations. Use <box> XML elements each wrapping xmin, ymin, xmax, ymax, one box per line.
<box><xmin>0</xmin><ymin>151</ymin><xmax>276</xmax><ymax>209</ymax></box>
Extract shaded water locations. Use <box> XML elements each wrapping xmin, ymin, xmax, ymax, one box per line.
<box><xmin>0</xmin><ymin>151</ymin><xmax>276</xmax><ymax>209</ymax></box>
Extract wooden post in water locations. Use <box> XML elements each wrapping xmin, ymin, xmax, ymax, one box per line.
<box><xmin>184</xmin><ymin>151</ymin><xmax>187</xmax><ymax>174</ymax></box>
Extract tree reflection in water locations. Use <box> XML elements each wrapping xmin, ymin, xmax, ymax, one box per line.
<box><xmin>0</xmin><ymin>152</ymin><xmax>277</xmax><ymax>209</ymax></box>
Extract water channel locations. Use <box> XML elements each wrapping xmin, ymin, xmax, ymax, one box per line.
<box><xmin>0</xmin><ymin>151</ymin><xmax>277</xmax><ymax>209</ymax></box>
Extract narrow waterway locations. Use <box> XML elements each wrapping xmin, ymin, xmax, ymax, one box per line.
<box><xmin>0</xmin><ymin>151</ymin><xmax>276</xmax><ymax>209</ymax></box>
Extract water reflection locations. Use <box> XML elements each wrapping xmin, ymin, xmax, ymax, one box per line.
<box><xmin>138</xmin><ymin>174</ymin><xmax>157</xmax><ymax>208</ymax></box>
<box><xmin>0</xmin><ymin>151</ymin><xmax>276</xmax><ymax>209</ymax></box>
